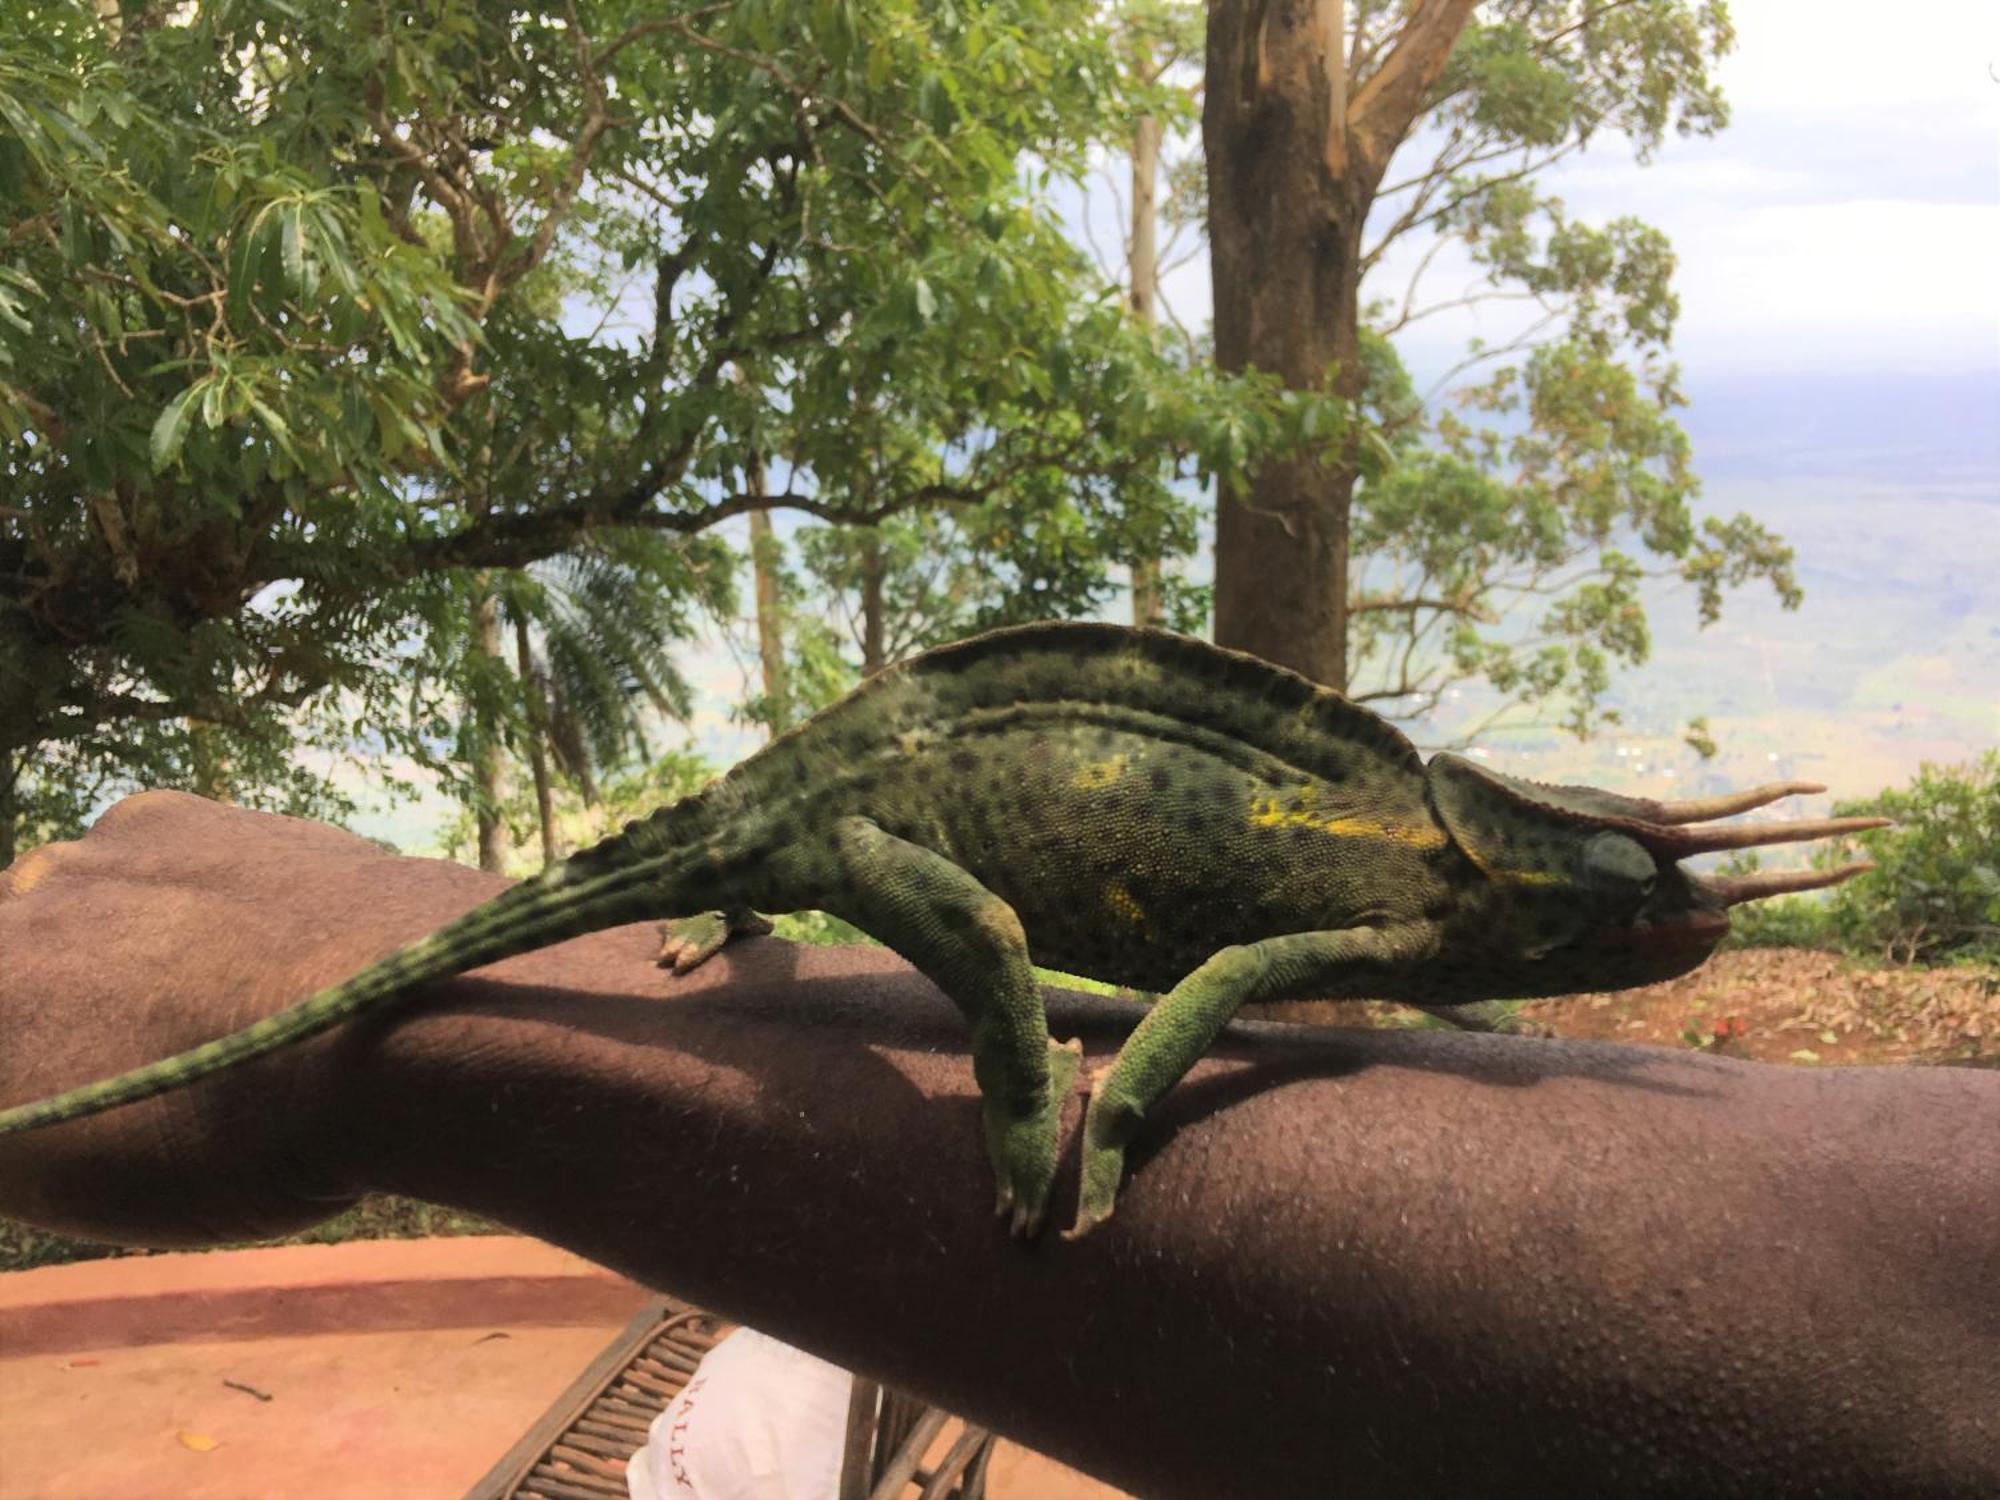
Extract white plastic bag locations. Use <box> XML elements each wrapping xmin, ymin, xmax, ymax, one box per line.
<box><xmin>627</xmin><ymin>1327</ymin><xmax>853</xmax><ymax>1500</ymax></box>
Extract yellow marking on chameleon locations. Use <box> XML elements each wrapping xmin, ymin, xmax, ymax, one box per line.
<box><xmin>1492</xmin><ymin>868</ymin><xmax>1565</xmax><ymax>887</ymax></box>
<box><xmin>1246</xmin><ymin>789</ymin><xmax>1448</xmax><ymax>849</ymax></box>
<box><xmin>1070</xmin><ymin>752</ymin><xmax>1131</xmax><ymax>792</ymax></box>
<box><xmin>1452</xmin><ymin>838</ymin><xmax>1566</xmax><ymax>888</ymax></box>
<box><xmin>1102</xmin><ymin>879</ymin><xmax>1147</xmax><ymax>927</ymax></box>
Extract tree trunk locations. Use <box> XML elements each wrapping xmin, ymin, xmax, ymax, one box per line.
<box><xmin>859</xmin><ymin>531</ymin><xmax>886</xmax><ymax>676</ymax></box>
<box><xmin>0</xmin><ymin>754</ymin><xmax>16</xmax><ymax>872</ymax></box>
<box><xmin>514</xmin><ymin>614</ymin><xmax>559</xmax><ymax>868</ymax></box>
<box><xmin>189</xmin><ymin>721</ymin><xmax>234</xmax><ymax>804</ymax></box>
<box><xmin>1204</xmin><ymin>0</ymin><xmax>1364</xmax><ymax>686</ymax></box>
<box><xmin>748</xmin><ymin>472</ymin><xmax>791</xmax><ymax>733</ymax></box>
<box><xmin>1204</xmin><ymin>0</ymin><xmax>1479</xmax><ymax>685</ymax></box>
<box><xmin>471</xmin><ymin>582</ymin><xmax>508</xmax><ymax>874</ymax></box>
<box><xmin>1128</xmin><ymin>60</ymin><xmax>1166</xmax><ymax>631</ymax></box>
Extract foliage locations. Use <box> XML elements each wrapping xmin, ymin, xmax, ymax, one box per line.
<box><xmin>0</xmin><ymin>1194</ymin><xmax>497</xmax><ymax>1273</ymax></box>
<box><xmin>1728</xmin><ymin>754</ymin><xmax>2000</xmax><ymax>966</ymax></box>
<box><xmin>1</xmin><ymin>4</ymin><xmax>481</xmax><ymax>840</ymax></box>
<box><xmin>759</xmin><ymin>480</ymin><xmax>1208</xmax><ymax>705</ymax></box>
<box><xmin>442</xmin><ymin>530</ymin><xmax>736</xmax><ymax>860</ymax></box>
<box><xmin>506</xmin><ymin>540</ymin><xmax>732</xmax><ymax>785</ymax></box>
<box><xmin>2</xmin><ymin>0</ymin><xmax>1276</xmax><ymax>858</ymax></box>
<box><xmin>439</xmin><ymin>744</ymin><xmax>718</xmax><ymax>875</ymax></box>
<box><xmin>1180</xmin><ymin>0</ymin><xmax>1793</xmax><ymax>732</ymax></box>
<box><xmin>1334</xmin><ymin>1</ymin><xmax>1797</xmax><ymax>736</ymax></box>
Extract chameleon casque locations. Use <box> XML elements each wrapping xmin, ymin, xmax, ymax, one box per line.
<box><xmin>0</xmin><ymin>623</ymin><xmax>1883</xmax><ymax>1236</ymax></box>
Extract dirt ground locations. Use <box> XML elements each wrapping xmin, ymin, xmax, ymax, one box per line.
<box><xmin>1514</xmin><ymin>946</ymin><xmax>1995</xmax><ymax>1066</ymax></box>
<box><xmin>1264</xmin><ymin>947</ymin><xmax>1996</xmax><ymax>1068</ymax></box>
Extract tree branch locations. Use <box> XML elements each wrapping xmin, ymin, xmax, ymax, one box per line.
<box><xmin>1348</xmin><ymin>592</ymin><xmax>1493</xmax><ymax>620</ymax></box>
<box><xmin>1421</xmin><ymin>306</ymin><xmax>1565</xmax><ymax>403</ymax></box>
<box><xmin>1344</xmin><ymin>0</ymin><xmax>1393</xmax><ymax>88</ymax></box>
<box><xmin>1344</xmin><ymin>0</ymin><xmax>1480</xmax><ymax>182</ymax></box>
<box><xmin>1319</xmin><ymin>0</ymin><xmax>1348</xmax><ymax>175</ymax></box>
<box><xmin>1361</xmin><ymin>133</ymin><xmax>1589</xmax><ymax>278</ymax></box>
<box><xmin>408</xmin><ymin>428</ymin><xmax>1139</xmax><ymax>576</ymax></box>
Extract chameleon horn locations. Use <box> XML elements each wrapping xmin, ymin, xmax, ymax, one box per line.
<box><xmin>1649</xmin><ymin>781</ymin><xmax>1827</xmax><ymax>825</ymax></box>
<box><xmin>1698</xmin><ymin>861</ymin><xmax>1876</xmax><ymax>907</ymax></box>
<box><xmin>1661</xmin><ymin>814</ymin><xmax>1892</xmax><ymax>857</ymax></box>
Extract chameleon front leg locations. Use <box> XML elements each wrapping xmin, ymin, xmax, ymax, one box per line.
<box><xmin>816</xmin><ymin>816</ymin><xmax>1082</xmax><ymax>1238</ymax></box>
<box><xmin>1070</xmin><ymin>926</ymin><xmax>1431</xmax><ymax>1238</ymax></box>
<box><xmin>657</xmin><ymin>907</ymin><xmax>775</xmax><ymax>974</ymax></box>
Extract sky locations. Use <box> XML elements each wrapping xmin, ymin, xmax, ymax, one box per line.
<box><xmin>349</xmin><ymin>0</ymin><xmax>2000</xmax><ymax>853</ymax></box>
<box><xmin>1128</xmin><ymin>0</ymin><xmax>2000</xmax><ymax>382</ymax></box>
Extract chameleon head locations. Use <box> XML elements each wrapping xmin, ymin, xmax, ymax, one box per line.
<box><xmin>1425</xmin><ymin>755</ymin><xmax>1888</xmax><ymax>997</ymax></box>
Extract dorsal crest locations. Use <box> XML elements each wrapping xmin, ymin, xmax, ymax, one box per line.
<box><xmin>896</xmin><ymin>622</ymin><xmax>1426</xmax><ymax>784</ymax></box>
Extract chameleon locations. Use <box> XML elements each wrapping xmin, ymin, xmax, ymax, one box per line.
<box><xmin>0</xmin><ymin>622</ymin><xmax>1885</xmax><ymax>1237</ymax></box>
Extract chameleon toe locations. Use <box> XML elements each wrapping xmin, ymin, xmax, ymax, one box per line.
<box><xmin>1070</xmin><ymin>1121</ymin><xmax>1128</xmax><ymax>1238</ymax></box>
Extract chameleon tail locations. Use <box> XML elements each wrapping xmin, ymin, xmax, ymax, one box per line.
<box><xmin>0</xmin><ymin>857</ymin><xmax>673</xmax><ymax>1136</ymax></box>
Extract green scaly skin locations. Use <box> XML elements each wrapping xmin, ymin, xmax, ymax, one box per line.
<box><xmin>0</xmin><ymin>623</ymin><xmax>1884</xmax><ymax>1237</ymax></box>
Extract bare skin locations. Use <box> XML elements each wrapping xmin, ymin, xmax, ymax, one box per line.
<box><xmin>2</xmin><ymin>792</ymin><xmax>1995</xmax><ymax>1497</ymax></box>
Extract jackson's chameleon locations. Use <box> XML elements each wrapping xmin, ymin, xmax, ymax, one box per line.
<box><xmin>0</xmin><ymin>624</ymin><xmax>1883</xmax><ymax>1237</ymax></box>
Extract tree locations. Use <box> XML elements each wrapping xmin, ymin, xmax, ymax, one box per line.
<box><xmin>0</xmin><ymin>5</ymin><xmax>481</xmax><ymax>856</ymax></box>
<box><xmin>438</xmin><ymin>740</ymin><xmax>717</xmax><ymax>877</ymax></box>
<box><xmin>1110</xmin><ymin>0</ymin><xmax>1205</xmax><ymax>628</ymax></box>
<box><xmin>467</xmin><ymin>579</ymin><xmax>510</xmax><ymax>873</ymax></box>
<box><xmin>736</xmin><ymin>463</ymin><xmax>1217</xmax><ymax>725</ymax></box>
<box><xmin>468</xmin><ymin>534</ymin><xmax>731</xmax><ymax>867</ymax></box>
<box><xmin>1204</xmin><ymin>0</ymin><xmax>1797</xmax><ymax>737</ymax></box>
<box><xmin>1</xmin><ymin>0</ymin><xmax>1273</xmax><ymax>864</ymax></box>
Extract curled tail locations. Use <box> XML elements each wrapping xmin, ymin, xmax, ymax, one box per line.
<box><xmin>0</xmin><ymin>852</ymin><xmax>678</xmax><ymax>1136</ymax></box>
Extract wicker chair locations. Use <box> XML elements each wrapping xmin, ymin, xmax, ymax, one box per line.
<box><xmin>465</xmin><ymin>1297</ymin><xmax>996</xmax><ymax>1500</ymax></box>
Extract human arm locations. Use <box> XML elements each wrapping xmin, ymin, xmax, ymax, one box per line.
<box><xmin>1</xmin><ymin>792</ymin><xmax>1994</xmax><ymax>1496</ymax></box>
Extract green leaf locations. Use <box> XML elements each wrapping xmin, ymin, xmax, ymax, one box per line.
<box><xmin>281</xmin><ymin>204</ymin><xmax>307</xmax><ymax>294</ymax></box>
<box><xmin>201</xmin><ymin>377</ymin><xmax>228</xmax><ymax>429</ymax></box>
<box><xmin>0</xmin><ymin>283</ymin><xmax>34</xmax><ymax>336</ymax></box>
<box><xmin>248</xmin><ymin>396</ymin><xmax>303</xmax><ymax>469</ymax></box>
<box><xmin>149</xmin><ymin>381</ymin><xmax>205</xmax><ymax>470</ymax></box>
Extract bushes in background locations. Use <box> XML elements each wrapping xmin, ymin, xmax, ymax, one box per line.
<box><xmin>1729</xmin><ymin>751</ymin><xmax>1999</xmax><ymax>965</ymax></box>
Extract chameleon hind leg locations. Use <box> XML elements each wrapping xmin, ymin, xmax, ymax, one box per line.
<box><xmin>1416</xmin><ymin>999</ymin><xmax>1549</xmax><ymax>1037</ymax></box>
<box><xmin>816</xmin><ymin>816</ymin><xmax>1081</xmax><ymax>1238</ymax></box>
<box><xmin>1070</xmin><ymin>926</ymin><xmax>1426</xmax><ymax>1238</ymax></box>
<box><xmin>658</xmin><ymin>908</ymin><xmax>775</xmax><ymax>974</ymax></box>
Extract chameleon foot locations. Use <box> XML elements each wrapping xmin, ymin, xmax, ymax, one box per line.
<box><xmin>987</xmin><ymin>1037</ymin><xmax>1082</xmax><ymax>1238</ymax></box>
<box><xmin>657</xmin><ymin>909</ymin><xmax>774</xmax><ymax>974</ymax></box>
<box><xmin>1066</xmin><ymin>1066</ymin><xmax>1139</xmax><ymax>1239</ymax></box>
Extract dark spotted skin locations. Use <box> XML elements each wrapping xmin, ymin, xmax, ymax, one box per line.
<box><xmin>859</xmin><ymin>717</ymin><xmax>1442</xmax><ymax>995</ymax></box>
<box><xmin>0</xmin><ymin>623</ymin><xmax>1737</xmax><ymax>1236</ymax></box>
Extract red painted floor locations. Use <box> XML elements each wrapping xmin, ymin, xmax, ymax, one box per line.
<box><xmin>0</xmin><ymin>1238</ymin><xmax>1122</xmax><ymax>1499</ymax></box>
<box><xmin>1</xmin><ymin>1238</ymin><xmax>645</xmax><ymax>1499</ymax></box>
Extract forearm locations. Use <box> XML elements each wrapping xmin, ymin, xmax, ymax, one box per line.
<box><xmin>4</xmin><ymin>798</ymin><xmax>1992</xmax><ymax>1496</ymax></box>
<box><xmin>351</xmin><ymin>939</ymin><xmax>2000</xmax><ymax>1498</ymax></box>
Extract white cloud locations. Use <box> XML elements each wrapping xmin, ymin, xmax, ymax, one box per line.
<box><xmin>1672</xmin><ymin>197</ymin><xmax>2000</xmax><ymax>371</ymax></box>
<box><xmin>1712</xmin><ymin>0</ymin><xmax>2000</xmax><ymax>113</ymax></box>
<box><xmin>1102</xmin><ymin>0</ymin><xmax>2000</xmax><ymax>382</ymax></box>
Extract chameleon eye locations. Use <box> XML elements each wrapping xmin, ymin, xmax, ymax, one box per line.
<box><xmin>1580</xmin><ymin>831</ymin><xmax>1656</xmax><ymax>896</ymax></box>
